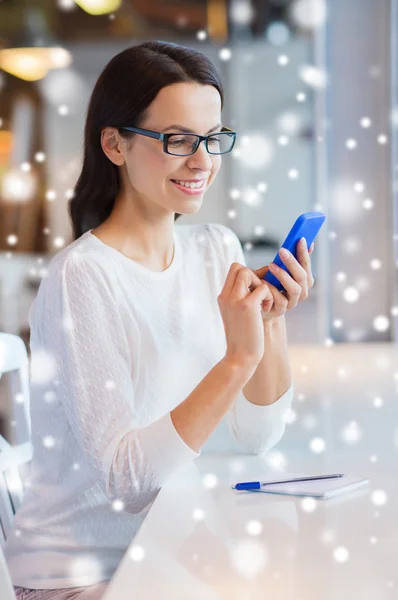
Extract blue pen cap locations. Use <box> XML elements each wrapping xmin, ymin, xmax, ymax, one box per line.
<box><xmin>235</xmin><ymin>482</ymin><xmax>261</xmax><ymax>491</ymax></box>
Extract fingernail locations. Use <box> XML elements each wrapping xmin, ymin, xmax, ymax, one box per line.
<box><xmin>280</xmin><ymin>248</ymin><xmax>290</xmax><ymax>258</ymax></box>
<box><xmin>300</xmin><ymin>237</ymin><xmax>306</xmax><ymax>246</ymax></box>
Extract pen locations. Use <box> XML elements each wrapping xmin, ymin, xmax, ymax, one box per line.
<box><xmin>232</xmin><ymin>474</ymin><xmax>346</xmax><ymax>491</ymax></box>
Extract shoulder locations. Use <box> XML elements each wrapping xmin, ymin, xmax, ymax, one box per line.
<box><xmin>175</xmin><ymin>222</ymin><xmax>240</xmax><ymax>259</ymax></box>
<box><xmin>43</xmin><ymin>236</ymin><xmax>116</xmax><ymax>300</ymax></box>
<box><xmin>203</xmin><ymin>222</ymin><xmax>242</xmax><ymax>256</ymax></box>
<box><xmin>176</xmin><ymin>222</ymin><xmax>238</xmax><ymax>245</ymax></box>
<box><xmin>29</xmin><ymin>238</ymin><xmax>119</xmax><ymax>331</ymax></box>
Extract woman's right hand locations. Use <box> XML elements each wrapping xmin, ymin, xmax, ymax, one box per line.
<box><xmin>217</xmin><ymin>262</ymin><xmax>274</xmax><ymax>370</ymax></box>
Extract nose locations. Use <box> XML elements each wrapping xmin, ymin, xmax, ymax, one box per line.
<box><xmin>187</xmin><ymin>139</ymin><xmax>213</xmax><ymax>171</ymax></box>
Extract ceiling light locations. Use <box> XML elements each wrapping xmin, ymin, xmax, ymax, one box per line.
<box><xmin>73</xmin><ymin>0</ymin><xmax>121</xmax><ymax>15</ymax></box>
<box><xmin>0</xmin><ymin>9</ymin><xmax>72</xmax><ymax>82</ymax></box>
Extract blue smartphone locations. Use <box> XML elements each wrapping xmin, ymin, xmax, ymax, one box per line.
<box><xmin>263</xmin><ymin>211</ymin><xmax>326</xmax><ymax>292</ymax></box>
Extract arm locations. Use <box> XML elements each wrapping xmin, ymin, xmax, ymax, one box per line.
<box><xmin>242</xmin><ymin>315</ymin><xmax>292</xmax><ymax>407</ymax></box>
<box><xmin>208</xmin><ymin>223</ymin><xmax>294</xmax><ymax>455</ymax></box>
<box><xmin>41</xmin><ymin>253</ymin><xmax>200</xmax><ymax>515</ymax></box>
<box><xmin>226</xmin><ymin>315</ymin><xmax>293</xmax><ymax>455</ymax></box>
<box><xmin>42</xmin><ymin>252</ymin><xmax>256</xmax><ymax>515</ymax></box>
<box><xmin>226</xmin><ymin>319</ymin><xmax>293</xmax><ymax>455</ymax></box>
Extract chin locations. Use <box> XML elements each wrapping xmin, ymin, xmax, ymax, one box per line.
<box><xmin>175</xmin><ymin>201</ymin><xmax>203</xmax><ymax>215</ymax></box>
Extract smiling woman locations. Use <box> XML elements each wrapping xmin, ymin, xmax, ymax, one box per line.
<box><xmin>3</xmin><ymin>40</ymin><xmax>247</xmax><ymax>600</ymax></box>
<box><xmin>68</xmin><ymin>40</ymin><xmax>228</xmax><ymax>241</ymax></box>
<box><xmin>62</xmin><ymin>39</ymin><xmax>238</xmax><ymax>271</ymax></box>
<box><xmin>3</xmin><ymin>39</ymin><xmax>296</xmax><ymax>600</ymax></box>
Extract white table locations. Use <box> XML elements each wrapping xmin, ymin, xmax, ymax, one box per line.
<box><xmin>101</xmin><ymin>450</ymin><xmax>397</xmax><ymax>600</ymax></box>
<box><xmin>101</xmin><ymin>343</ymin><xmax>398</xmax><ymax>599</ymax></box>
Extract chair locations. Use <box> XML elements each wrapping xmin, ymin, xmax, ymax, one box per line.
<box><xmin>0</xmin><ymin>542</ymin><xmax>16</xmax><ymax>600</ymax></box>
<box><xmin>0</xmin><ymin>435</ymin><xmax>32</xmax><ymax>600</ymax></box>
<box><xmin>0</xmin><ymin>332</ymin><xmax>33</xmax><ymax>598</ymax></box>
<box><xmin>0</xmin><ymin>332</ymin><xmax>31</xmax><ymax>445</ymax></box>
<box><xmin>0</xmin><ymin>434</ymin><xmax>33</xmax><ymax>546</ymax></box>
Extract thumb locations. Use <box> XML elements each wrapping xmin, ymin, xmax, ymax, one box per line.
<box><xmin>253</xmin><ymin>264</ymin><xmax>271</xmax><ymax>280</ymax></box>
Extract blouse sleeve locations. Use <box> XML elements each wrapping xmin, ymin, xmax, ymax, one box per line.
<box><xmin>36</xmin><ymin>251</ymin><xmax>200</xmax><ymax>514</ymax></box>
<box><xmin>207</xmin><ymin>223</ymin><xmax>294</xmax><ymax>455</ymax></box>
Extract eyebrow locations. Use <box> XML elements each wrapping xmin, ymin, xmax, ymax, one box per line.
<box><xmin>161</xmin><ymin>123</ymin><xmax>222</xmax><ymax>134</ymax></box>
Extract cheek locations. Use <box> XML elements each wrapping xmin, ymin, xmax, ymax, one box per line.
<box><xmin>210</xmin><ymin>157</ymin><xmax>222</xmax><ymax>180</ymax></box>
<box><xmin>127</xmin><ymin>148</ymin><xmax>168</xmax><ymax>187</ymax></box>
<box><xmin>147</xmin><ymin>147</ymin><xmax>181</xmax><ymax>181</ymax></box>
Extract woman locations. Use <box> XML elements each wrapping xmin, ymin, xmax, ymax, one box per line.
<box><xmin>5</xmin><ymin>40</ymin><xmax>314</xmax><ymax>599</ymax></box>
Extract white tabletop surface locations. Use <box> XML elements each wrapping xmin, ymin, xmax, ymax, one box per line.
<box><xmin>101</xmin><ymin>343</ymin><xmax>398</xmax><ymax>600</ymax></box>
<box><xmin>103</xmin><ymin>455</ymin><xmax>398</xmax><ymax>600</ymax></box>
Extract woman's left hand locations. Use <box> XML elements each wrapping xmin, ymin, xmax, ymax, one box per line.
<box><xmin>252</xmin><ymin>239</ymin><xmax>315</xmax><ymax>322</ymax></box>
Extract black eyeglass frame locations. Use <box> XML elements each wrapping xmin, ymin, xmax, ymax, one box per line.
<box><xmin>119</xmin><ymin>125</ymin><xmax>237</xmax><ymax>156</ymax></box>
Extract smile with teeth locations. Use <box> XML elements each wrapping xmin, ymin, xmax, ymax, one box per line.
<box><xmin>172</xmin><ymin>179</ymin><xmax>205</xmax><ymax>189</ymax></box>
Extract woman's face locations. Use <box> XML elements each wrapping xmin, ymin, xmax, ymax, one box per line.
<box><xmin>119</xmin><ymin>82</ymin><xmax>223</xmax><ymax>215</ymax></box>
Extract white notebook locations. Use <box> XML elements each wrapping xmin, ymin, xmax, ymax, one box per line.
<box><xmin>248</xmin><ymin>475</ymin><xmax>370</xmax><ymax>499</ymax></box>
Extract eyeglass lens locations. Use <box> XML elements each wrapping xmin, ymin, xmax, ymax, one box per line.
<box><xmin>167</xmin><ymin>132</ymin><xmax>234</xmax><ymax>155</ymax></box>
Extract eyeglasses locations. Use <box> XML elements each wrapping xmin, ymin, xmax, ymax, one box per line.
<box><xmin>119</xmin><ymin>125</ymin><xmax>237</xmax><ymax>156</ymax></box>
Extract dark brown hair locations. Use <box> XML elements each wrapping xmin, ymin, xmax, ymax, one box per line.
<box><xmin>68</xmin><ymin>40</ymin><xmax>224</xmax><ymax>240</ymax></box>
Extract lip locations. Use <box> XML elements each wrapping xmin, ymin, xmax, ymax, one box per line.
<box><xmin>172</xmin><ymin>178</ymin><xmax>207</xmax><ymax>183</ymax></box>
<box><xmin>170</xmin><ymin>179</ymin><xmax>207</xmax><ymax>195</ymax></box>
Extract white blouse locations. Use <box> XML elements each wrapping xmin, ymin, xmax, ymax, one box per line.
<box><xmin>4</xmin><ymin>222</ymin><xmax>293</xmax><ymax>589</ymax></box>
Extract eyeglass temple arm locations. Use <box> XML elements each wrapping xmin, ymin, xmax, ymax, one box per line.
<box><xmin>120</xmin><ymin>126</ymin><xmax>162</xmax><ymax>140</ymax></box>
<box><xmin>122</xmin><ymin>126</ymin><xmax>235</xmax><ymax>137</ymax></box>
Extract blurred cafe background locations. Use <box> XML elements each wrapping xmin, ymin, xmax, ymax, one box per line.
<box><xmin>0</xmin><ymin>0</ymin><xmax>398</xmax><ymax>447</ymax></box>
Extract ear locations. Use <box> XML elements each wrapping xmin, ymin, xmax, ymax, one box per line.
<box><xmin>100</xmin><ymin>127</ymin><xmax>125</xmax><ymax>166</ymax></box>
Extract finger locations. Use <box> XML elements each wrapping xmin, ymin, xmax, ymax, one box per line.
<box><xmin>268</xmin><ymin>262</ymin><xmax>303</xmax><ymax>308</ymax></box>
<box><xmin>233</xmin><ymin>266</ymin><xmax>272</xmax><ymax>302</ymax></box>
<box><xmin>261</xmin><ymin>281</ymin><xmax>289</xmax><ymax>313</ymax></box>
<box><xmin>279</xmin><ymin>247</ymin><xmax>309</xmax><ymax>291</ymax></box>
<box><xmin>220</xmin><ymin>262</ymin><xmax>245</xmax><ymax>299</ymax></box>
<box><xmin>251</xmin><ymin>278</ymin><xmax>274</xmax><ymax>311</ymax></box>
<box><xmin>241</xmin><ymin>267</ymin><xmax>272</xmax><ymax>293</ymax></box>
<box><xmin>296</xmin><ymin>240</ymin><xmax>313</xmax><ymax>284</ymax></box>
<box><xmin>252</xmin><ymin>264</ymin><xmax>270</xmax><ymax>280</ymax></box>
<box><xmin>296</xmin><ymin>240</ymin><xmax>315</xmax><ymax>288</ymax></box>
